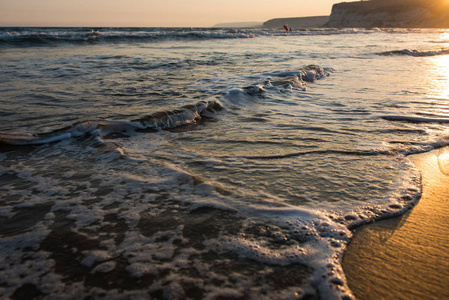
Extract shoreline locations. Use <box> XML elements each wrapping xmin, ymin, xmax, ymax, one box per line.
<box><xmin>342</xmin><ymin>147</ymin><xmax>449</xmax><ymax>299</ymax></box>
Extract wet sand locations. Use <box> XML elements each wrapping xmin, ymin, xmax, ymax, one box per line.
<box><xmin>342</xmin><ymin>147</ymin><xmax>449</xmax><ymax>300</ymax></box>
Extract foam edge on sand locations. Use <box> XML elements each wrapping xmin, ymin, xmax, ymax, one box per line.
<box><xmin>342</xmin><ymin>147</ymin><xmax>449</xmax><ymax>300</ymax></box>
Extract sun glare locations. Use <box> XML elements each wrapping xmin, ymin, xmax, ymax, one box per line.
<box><xmin>430</xmin><ymin>54</ymin><xmax>449</xmax><ymax>98</ymax></box>
<box><xmin>436</xmin><ymin>0</ymin><xmax>449</xmax><ymax>10</ymax></box>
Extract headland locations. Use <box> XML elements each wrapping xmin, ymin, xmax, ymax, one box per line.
<box><xmin>215</xmin><ymin>0</ymin><xmax>449</xmax><ymax>29</ymax></box>
<box><xmin>326</xmin><ymin>0</ymin><xmax>449</xmax><ymax>28</ymax></box>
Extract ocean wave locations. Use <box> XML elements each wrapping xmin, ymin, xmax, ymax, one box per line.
<box><xmin>244</xmin><ymin>65</ymin><xmax>329</xmax><ymax>93</ymax></box>
<box><xmin>0</xmin><ymin>100</ymin><xmax>223</xmax><ymax>146</ymax></box>
<box><xmin>264</xmin><ymin>65</ymin><xmax>329</xmax><ymax>82</ymax></box>
<box><xmin>0</xmin><ymin>27</ymin><xmax>439</xmax><ymax>48</ymax></box>
<box><xmin>0</xmin><ymin>28</ymin><xmax>256</xmax><ymax>47</ymax></box>
<box><xmin>134</xmin><ymin>99</ymin><xmax>223</xmax><ymax>129</ymax></box>
<box><xmin>377</xmin><ymin>48</ymin><xmax>449</xmax><ymax>57</ymax></box>
<box><xmin>0</xmin><ymin>63</ymin><xmax>332</xmax><ymax>147</ymax></box>
<box><xmin>0</xmin><ymin>64</ymin><xmax>329</xmax><ymax>146</ymax></box>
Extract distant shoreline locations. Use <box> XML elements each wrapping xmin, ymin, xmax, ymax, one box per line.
<box><xmin>212</xmin><ymin>16</ymin><xmax>329</xmax><ymax>29</ymax></box>
<box><xmin>263</xmin><ymin>16</ymin><xmax>329</xmax><ymax>29</ymax></box>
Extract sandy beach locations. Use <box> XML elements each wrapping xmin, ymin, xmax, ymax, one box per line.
<box><xmin>343</xmin><ymin>147</ymin><xmax>449</xmax><ymax>299</ymax></box>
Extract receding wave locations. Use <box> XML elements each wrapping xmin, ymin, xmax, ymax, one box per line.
<box><xmin>377</xmin><ymin>48</ymin><xmax>449</xmax><ymax>57</ymax></box>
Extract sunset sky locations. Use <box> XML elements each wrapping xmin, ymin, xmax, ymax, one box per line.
<box><xmin>0</xmin><ymin>0</ymin><xmax>342</xmax><ymax>27</ymax></box>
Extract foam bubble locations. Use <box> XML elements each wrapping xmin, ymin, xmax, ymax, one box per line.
<box><xmin>81</xmin><ymin>250</ymin><xmax>111</xmax><ymax>267</ymax></box>
<box><xmin>92</xmin><ymin>261</ymin><xmax>116</xmax><ymax>273</ymax></box>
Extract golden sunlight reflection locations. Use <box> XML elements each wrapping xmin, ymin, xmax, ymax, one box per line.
<box><xmin>423</xmin><ymin>48</ymin><xmax>449</xmax><ymax>138</ymax></box>
<box><xmin>438</xmin><ymin>147</ymin><xmax>449</xmax><ymax>175</ymax></box>
<box><xmin>440</xmin><ymin>32</ymin><xmax>449</xmax><ymax>42</ymax></box>
<box><xmin>428</xmin><ymin>54</ymin><xmax>449</xmax><ymax>100</ymax></box>
<box><xmin>430</xmin><ymin>0</ymin><xmax>449</xmax><ymax>13</ymax></box>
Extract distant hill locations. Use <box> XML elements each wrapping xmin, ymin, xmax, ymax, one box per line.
<box><xmin>212</xmin><ymin>22</ymin><xmax>263</xmax><ymax>28</ymax></box>
<box><xmin>326</xmin><ymin>0</ymin><xmax>449</xmax><ymax>28</ymax></box>
<box><xmin>263</xmin><ymin>16</ymin><xmax>329</xmax><ymax>29</ymax></box>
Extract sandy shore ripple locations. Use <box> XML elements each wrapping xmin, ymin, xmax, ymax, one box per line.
<box><xmin>342</xmin><ymin>147</ymin><xmax>449</xmax><ymax>299</ymax></box>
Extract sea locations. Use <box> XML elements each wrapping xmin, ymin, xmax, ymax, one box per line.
<box><xmin>1</xmin><ymin>27</ymin><xmax>449</xmax><ymax>300</ymax></box>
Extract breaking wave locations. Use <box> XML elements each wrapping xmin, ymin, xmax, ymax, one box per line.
<box><xmin>0</xmin><ymin>100</ymin><xmax>223</xmax><ymax>146</ymax></box>
<box><xmin>0</xmin><ymin>28</ymin><xmax>256</xmax><ymax>47</ymax></box>
<box><xmin>0</xmin><ymin>65</ymin><xmax>328</xmax><ymax>146</ymax></box>
<box><xmin>0</xmin><ymin>27</ymin><xmax>440</xmax><ymax>48</ymax></box>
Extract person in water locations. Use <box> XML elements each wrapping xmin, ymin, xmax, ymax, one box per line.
<box><xmin>283</xmin><ymin>25</ymin><xmax>292</xmax><ymax>32</ymax></box>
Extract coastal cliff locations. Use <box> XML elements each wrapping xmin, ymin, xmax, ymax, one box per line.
<box><xmin>327</xmin><ymin>0</ymin><xmax>449</xmax><ymax>28</ymax></box>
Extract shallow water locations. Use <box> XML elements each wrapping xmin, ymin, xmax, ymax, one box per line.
<box><xmin>1</xmin><ymin>27</ymin><xmax>449</xmax><ymax>299</ymax></box>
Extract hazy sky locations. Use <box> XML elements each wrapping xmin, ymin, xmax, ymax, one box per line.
<box><xmin>0</xmin><ymin>0</ymin><xmax>342</xmax><ymax>27</ymax></box>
